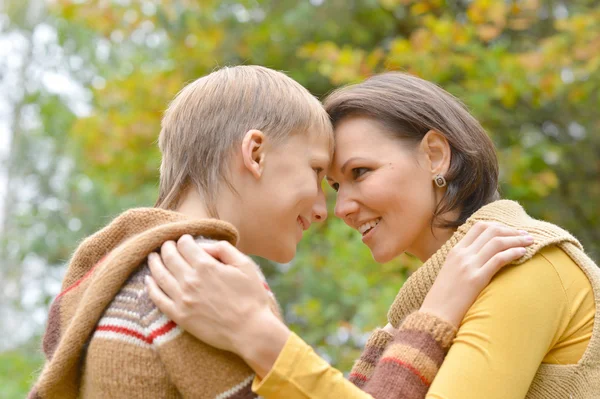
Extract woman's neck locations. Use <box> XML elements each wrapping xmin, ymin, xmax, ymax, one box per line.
<box><xmin>409</xmin><ymin>226</ymin><xmax>456</xmax><ymax>262</ymax></box>
<box><xmin>408</xmin><ymin>210</ymin><xmax>461</xmax><ymax>262</ymax></box>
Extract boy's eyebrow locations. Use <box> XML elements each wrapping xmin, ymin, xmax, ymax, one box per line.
<box><xmin>311</xmin><ymin>155</ymin><xmax>331</xmax><ymax>166</ymax></box>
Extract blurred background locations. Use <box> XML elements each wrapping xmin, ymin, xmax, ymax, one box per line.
<box><xmin>1</xmin><ymin>0</ymin><xmax>599</xmax><ymax>396</ymax></box>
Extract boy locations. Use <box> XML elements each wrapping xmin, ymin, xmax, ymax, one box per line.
<box><xmin>29</xmin><ymin>65</ymin><xmax>332</xmax><ymax>398</ymax></box>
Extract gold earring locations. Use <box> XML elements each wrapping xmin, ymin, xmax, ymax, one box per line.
<box><xmin>434</xmin><ymin>174</ymin><xmax>447</xmax><ymax>188</ymax></box>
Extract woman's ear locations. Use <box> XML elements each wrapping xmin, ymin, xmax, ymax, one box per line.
<box><xmin>241</xmin><ymin>129</ymin><xmax>267</xmax><ymax>179</ymax></box>
<box><xmin>420</xmin><ymin>130</ymin><xmax>451</xmax><ymax>176</ymax></box>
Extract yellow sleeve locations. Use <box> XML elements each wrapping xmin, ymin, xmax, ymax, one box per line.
<box><xmin>426</xmin><ymin>249</ymin><xmax>570</xmax><ymax>399</ymax></box>
<box><xmin>252</xmin><ymin>332</ymin><xmax>374</xmax><ymax>399</ymax></box>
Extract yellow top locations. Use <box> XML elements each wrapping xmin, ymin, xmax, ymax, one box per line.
<box><xmin>253</xmin><ymin>246</ymin><xmax>594</xmax><ymax>399</ymax></box>
<box><xmin>427</xmin><ymin>246</ymin><xmax>593</xmax><ymax>399</ymax></box>
<box><xmin>252</xmin><ymin>332</ymin><xmax>373</xmax><ymax>398</ymax></box>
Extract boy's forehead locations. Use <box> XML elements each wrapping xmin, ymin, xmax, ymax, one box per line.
<box><xmin>306</xmin><ymin>128</ymin><xmax>334</xmax><ymax>157</ymax></box>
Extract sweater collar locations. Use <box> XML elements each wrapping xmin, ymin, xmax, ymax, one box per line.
<box><xmin>388</xmin><ymin>200</ymin><xmax>582</xmax><ymax>327</ymax></box>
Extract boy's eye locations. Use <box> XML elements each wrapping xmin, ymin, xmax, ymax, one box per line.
<box><xmin>351</xmin><ymin>168</ymin><xmax>369</xmax><ymax>179</ymax></box>
<box><xmin>331</xmin><ymin>182</ymin><xmax>339</xmax><ymax>192</ymax></box>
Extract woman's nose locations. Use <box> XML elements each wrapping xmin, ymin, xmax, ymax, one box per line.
<box><xmin>334</xmin><ymin>188</ymin><xmax>359</xmax><ymax>221</ymax></box>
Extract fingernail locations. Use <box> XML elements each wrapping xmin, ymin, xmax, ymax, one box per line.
<box><xmin>524</xmin><ymin>235</ymin><xmax>534</xmax><ymax>243</ymax></box>
<box><xmin>519</xmin><ymin>247</ymin><xmax>527</xmax><ymax>254</ymax></box>
<box><xmin>148</xmin><ymin>252</ymin><xmax>157</xmax><ymax>262</ymax></box>
<box><xmin>518</xmin><ymin>230</ymin><xmax>529</xmax><ymax>235</ymax></box>
<box><xmin>144</xmin><ymin>275</ymin><xmax>150</xmax><ymax>285</ymax></box>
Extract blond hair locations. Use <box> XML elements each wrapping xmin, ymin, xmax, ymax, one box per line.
<box><xmin>156</xmin><ymin>65</ymin><xmax>333</xmax><ymax>216</ymax></box>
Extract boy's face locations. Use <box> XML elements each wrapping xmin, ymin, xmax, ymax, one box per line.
<box><xmin>238</xmin><ymin>130</ymin><xmax>331</xmax><ymax>263</ymax></box>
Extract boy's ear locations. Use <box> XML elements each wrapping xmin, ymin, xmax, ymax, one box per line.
<box><xmin>241</xmin><ymin>129</ymin><xmax>267</xmax><ymax>179</ymax></box>
<box><xmin>420</xmin><ymin>130</ymin><xmax>451</xmax><ymax>177</ymax></box>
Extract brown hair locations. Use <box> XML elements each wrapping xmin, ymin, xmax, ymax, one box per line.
<box><xmin>156</xmin><ymin>65</ymin><xmax>333</xmax><ymax>216</ymax></box>
<box><xmin>324</xmin><ymin>72</ymin><xmax>500</xmax><ymax>228</ymax></box>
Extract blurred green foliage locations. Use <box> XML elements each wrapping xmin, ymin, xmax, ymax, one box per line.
<box><xmin>2</xmin><ymin>0</ymin><xmax>599</xmax><ymax>397</ymax></box>
<box><xmin>0</xmin><ymin>340</ymin><xmax>43</xmax><ymax>397</ymax></box>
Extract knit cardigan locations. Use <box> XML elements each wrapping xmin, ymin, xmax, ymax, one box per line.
<box><xmin>379</xmin><ymin>200</ymin><xmax>600</xmax><ymax>398</ymax></box>
<box><xmin>28</xmin><ymin>208</ymin><xmax>261</xmax><ymax>399</ymax></box>
<box><xmin>350</xmin><ymin>312</ymin><xmax>457</xmax><ymax>398</ymax></box>
<box><xmin>29</xmin><ymin>208</ymin><xmax>458</xmax><ymax>399</ymax></box>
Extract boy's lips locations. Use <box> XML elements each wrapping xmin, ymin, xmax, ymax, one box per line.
<box><xmin>297</xmin><ymin>216</ymin><xmax>310</xmax><ymax>231</ymax></box>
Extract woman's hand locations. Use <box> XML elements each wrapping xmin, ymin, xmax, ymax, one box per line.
<box><xmin>145</xmin><ymin>235</ymin><xmax>290</xmax><ymax>378</ymax></box>
<box><xmin>419</xmin><ymin>222</ymin><xmax>534</xmax><ymax>328</ymax></box>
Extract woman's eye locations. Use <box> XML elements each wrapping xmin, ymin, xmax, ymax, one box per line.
<box><xmin>351</xmin><ymin>168</ymin><xmax>369</xmax><ymax>179</ymax></box>
<box><xmin>314</xmin><ymin>167</ymin><xmax>323</xmax><ymax>176</ymax></box>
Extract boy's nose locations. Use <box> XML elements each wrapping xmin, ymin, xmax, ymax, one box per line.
<box><xmin>312</xmin><ymin>188</ymin><xmax>328</xmax><ymax>222</ymax></box>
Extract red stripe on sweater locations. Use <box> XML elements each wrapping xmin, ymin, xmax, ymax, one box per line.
<box><xmin>380</xmin><ymin>356</ymin><xmax>431</xmax><ymax>386</ymax></box>
<box><xmin>57</xmin><ymin>255</ymin><xmax>108</xmax><ymax>299</ymax></box>
<box><xmin>148</xmin><ymin>320</ymin><xmax>177</xmax><ymax>341</ymax></box>
<box><xmin>97</xmin><ymin>325</ymin><xmax>152</xmax><ymax>344</ymax></box>
<box><xmin>96</xmin><ymin>320</ymin><xmax>178</xmax><ymax>345</ymax></box>
<box><xmin>349</xmin><ymin>372</ymin><xmax>369</xmax><ymax>382</ymax></box>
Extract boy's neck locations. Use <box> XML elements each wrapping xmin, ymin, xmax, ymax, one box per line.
<box><xmin>175</xmin><ymin>187</ymin><xmax>211</xmax><ymax>220</ymax></box>
<box><xmin>175</xmin><ymin>186</ymin><xmax>250</xmax><ymax>255</ymax></box>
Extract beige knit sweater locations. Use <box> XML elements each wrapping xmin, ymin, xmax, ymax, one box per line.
<box><xmin>28</xmin><ymin>208</ymin><xmax>266</xmax><ymax>399</ymax></box>
<box><xmin>387</xmin><ymin>200</ymin><xmax>600</xmax><ymax>398</ymax></box>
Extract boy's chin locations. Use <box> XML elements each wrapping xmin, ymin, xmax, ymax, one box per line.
<box><xmin>265</xmin><ymin>244</ymin><xmax>296</xmax><ymax>264</ymax></box>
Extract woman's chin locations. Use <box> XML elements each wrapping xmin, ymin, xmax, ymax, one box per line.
<box><xmin>370</xmin><ymin>245</ymin><xmax>405</xmax><ymax>264</ymax></box>
<box><xmin>370</xmin><ymin>249</ymin><xmax>394</xmax><ymax>264</ymax></box>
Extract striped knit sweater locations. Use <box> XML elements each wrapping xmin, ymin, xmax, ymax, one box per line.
<box><xmin>28</xmin><ymin>208</ymin><xmax>261</xmax><ymax>399</ymax></box>
<box><xmin>30</xmin><ymin>207</ymin><xmax>459</xmax><ymax>399</ymax></box>
<box><xmin>350</xmin><ymin>312</ymin><xmax>456</xmax><ymax>398</ymax></box>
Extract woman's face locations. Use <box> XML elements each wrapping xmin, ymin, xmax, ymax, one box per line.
<box><xmin>327</xmin><ymin>116</ymin><xmax>443</xmax><ymax>263</ymax></box>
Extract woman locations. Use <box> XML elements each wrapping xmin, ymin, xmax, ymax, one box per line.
<box><xmin>147</xmin><ymin>72</ymin><xmax>600</xmax><ymax>398</ymax></box>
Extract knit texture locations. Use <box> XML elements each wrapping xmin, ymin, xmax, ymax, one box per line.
<box><xmin>349</xmin><ymin>329</ymin><xmax>394</xmax><ymax>388</ymax></box>
<box><xmin>28</xmin><ymin>208</ymin><xmax>273</xmax><ymax>399</ymax></box>
<box><xmin>349</xmin><ymin>312</ymin><xmax>456</xmax><ymax>398</ymax></box>
<box><xmin>386</xmin><ymin>200</ymin><xmax>600</xmax><ymax>398</ymax></box>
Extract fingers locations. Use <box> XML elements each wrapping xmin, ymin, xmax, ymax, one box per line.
<box><xmin>479</xmin><ymin>246</ymin><xmax>528</xmax><ymax>284</ymax></box>
<box><xmin>476</xmin><ymin>234</ymin><xmax>533</xmax><ymax>266</ymax></box>
<box><xmin>197</xmin><ymin>240</ymin><xmax>259</xmax><ymax>277</ymax></box>
<box><xmin>468</xmin><ymin>222</ymin><xmax>527</xmax><ymax>253</ymax></box>
<box><xmin>176</xmin><ymin>235</ymin><xmax>223</xmax><ymax>272</ymax></box>
<box><xmin>199</xmin><ymin>239</ymin><xmax>247</xmax><ymax>265</ymax></box>
<box><xmin>454</xmin><ymin>221</ymin><xmax>488</xmax><ymax>249</ymax></box>
<box><xmin>146</xmin><ymin>274</ymin><xmax>177</xmax><ymax>319</ymax></box>
<box><xmin>147</xmin><ymin>252</ymin><xmax>180</xmax><ymax>300</ymax></box>
<box><xmin>160</xmin><ymin>240</ymin><xmax>193</xmax><ymax>282</ymax></box>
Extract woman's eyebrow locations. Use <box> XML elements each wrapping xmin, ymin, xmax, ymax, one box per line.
<box><xmin>340</xmin><ymin>157</ymin><xmax>368</xmax><ymax>174</ymax></box>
